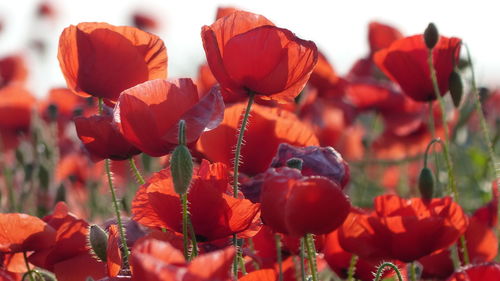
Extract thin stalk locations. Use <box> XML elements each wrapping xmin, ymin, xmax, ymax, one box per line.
<box><xmin>231</xmin><ymin>93</ymin><xmax>255</xmax><ymax>277</ymax></box>
<box><xmin>105</xmin><ymin>158</ymin><xmax>130</xmax><ymax>266</ymax></box>
<box><xmin>424</xmin><ymin>138</ymin><xmax>444</xmax><ymax>168</ymax></box>
<box><xmin>23</xmin><ymin>251</ymin><xmax>35</xmax><ymax>281</ymax></box>
<box><xmin>188</xmin><ymin>220</ymin><xmax>198</xmax><ymax>258</ymax></box>
<box><xmin>299</xmin><ymin>237</ymin><xmax>306</xmax><ymax>281</ymax></box>
<box><xmin>427</xmin><ymin>49</ymin><xmax>458</xmax><ymax>199</ymax></box>
<box><xmin>428</xmin><ymin>101</ymin><xmax>436</xmax><ymax>138</ymax></box>
<box><xmin>304</xmin><ymin>234</ymin><xmax>318</xmax><ymax>281</ymax></box>
<box><xmin>373</xmin><ymin>262</ymin><xmax>404</xmax><ymax>281</ymax></box>
<box><xmin>128</xmin><ymin>157</ymin><xmax>145</xmax><ymax>185</ymax></box>
<box><xmin>233</xmin><ymin>94</ymin><xmax>255</xmax><ymax>196</ymax></box>
<box><xmin>181</xmin><ymin>193</ymin><xmax>189</xmax><ymax>260</ymax></box>
<box><xmin>247</xmin><ymin>238</ymin><xmax>260</xmax><ymax>270</ymax></box>
<box><xmin>98</xmin><ymin>98</ymin><xmax>129</xmax><ymax>267</ymax></box>
<box><xmin>409</xmin><ymin>262</ymin><xmax>417</xmax><ymax>281</ymax></box>
<box><xmin>275</xmin><ymin>234</ymin><xmax>283</xmax><ymax>281</ymax></box>
<box><xmin>459</xmin><ymin>236</ymin><xmax>470</xmax><ymax>265</ymax></box>
<box><xmin>463</xmin><ymin>43</ymin><xmax>500</xmax><ymax>198</ymax></box>
<box><xmin>347</xmin><ymin>255</ymin><xmax>358</xmax><ymax>281</ymax></box>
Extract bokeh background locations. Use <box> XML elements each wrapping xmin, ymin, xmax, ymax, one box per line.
<box><xmin>1</xmin><ymin>0</ymin><xmax>498</xmax><ymax>97</ymax></box>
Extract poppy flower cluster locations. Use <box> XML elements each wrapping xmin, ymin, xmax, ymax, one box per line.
<box><xmin>0</xmin><ymin>4</ymin><xmax>499</xmax><ymax>281</ymax></box>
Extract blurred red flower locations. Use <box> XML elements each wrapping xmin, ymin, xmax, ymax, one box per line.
<box><xmin>114</xmin><ymin>78</ymin><xmax>224</xmax><ymax>157</ymax></box>
<box><xmin>58</xmin><ymin>22</ymin><xmax>167</xmax><ymax>103</ymax></box>
<box><xmin>75</xmin><ymin>113</ymin><xmax>141</xmax><ymax>162</ymax></box>
<box><xmin>368</xmin><ymin>21</ymin><xmax>403</xmax><ymax>54</ymax></box>
<box><xmin>447</xmin><ymin>263</ymin><xmax>500</xmax><ymax>281</ymax></box>
<box><xmin>0</xmin><ymin>55</ymin><xmax>27</xmax><ymax>87</ymax></box>
<box><xmin>132</xmin><ymin>160</ymin><xmax>261</xmax><ymax>241</ymax></box>
<box><xmin>260</xmin><ymin>167</ymin><xmax>350</xmax><ymax>236</ymax></box>
<box><xmin>374</xmin><ymin>34</ymin><xmax>461</xmax><ymax>101</ymax></box>
<box><xmin>130</xmin><ymin>238</ymin><xmax>235</xmax><ymax>281</ymax></box>
<box><xmin>0</xmin><ymin>213</ymin><xmax>55</xmax><ymax>253</ymax></box>
<box><xmin>202</xmin><ymin>11</ymin><xmax>318</xmax><ymax>103</ymax></box>
<box><xmin>196</xmin><ymin>103</ymin><xmax>318</xmax><ymax>175</ymax></box>
<box><xmin>339</xmin><ymin>195</ymin><xmax>468</xmax><ymax>262</ymax></box>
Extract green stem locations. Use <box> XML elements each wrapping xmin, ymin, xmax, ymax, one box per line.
<box><xmin>346</xmin><ymin>255</ymin><xmax>358</xmax><ymax>281</ymax></box>
<box><xmin>181</xmin><ymin>193</ymin><xmax>189</xmax><ymax>260</ymax></box>
<box><xmin>105</xmin><ymin>158</ymin><xmax>130</xmax><ymax>267</ymax></box>
<box><xmin>427</xmin><ymin>48</ymin><xmax>458</xmax><ymax>199</ymax></box>
<box><xmin>188</xmin><ymin>220</ymin><xmax>198</xmax><ymax>259</ymax></box>
<box><xmin>299</xmin><ymin>238</ymin><xmax>306</xmax><ymax>281</ymax></box>
<box><xmin>373</xmin><ymin>262</ymin><xmax>404</xmax><ymax>281</ymax></box>
<box><xmin>247</xmin><ymin>238</ymin><xmax>260</xmax><ymax>270</ymax></box>
<box><xmin>463</xmin><ymin>43</ymin><xmax>500</xmax><ymax>201</ymax></box>
<box><xmin>231</xmin><ymin>94</ymin><xmax>255</xmax><ymax>277</ymax></box>
<box><xmin>23</xmin><ymin>251</ymin><xmax>35</xmax><ymax>281</ymax></box>
<box><xmin>409</xmin><ymin>262</ymin><xmax>417</xmax><ymax>281</ymax></box>
<box><xmin>424</xmin><ymin>138</ymin><xmax>444</xmax><ymax>168</ymax></box>
<box><xmin>275</xmin><ymin>234</ymin><xmax>283</xmax><ymax>281</ymax></box>
<box><xmin>459</xmin><ymin>235</ymin><xmax>470</xmax><ymax>265</ymax></box>
<box><xmin>233</xmin><ymin>94</ymin><xmax>255</xmax><ymax>197</ymax></box>
<box><xmin>98</xmin><ymin>98</ymin><xmax>129</xmax><ymax>267</ymax></box>
<box><xmin>128</xmin><ymin>157</ymin><xmax>145</xmax><ymax>185</ymax></box>
<box><xmin>304</xmin><ymin>234</ymin><xmax>318</xmax><ymax>281</ymax></box>
<box><xmin>428</xmin><ymin>101</ymin><xmax>436</xmax><ymax>138</ymax></box>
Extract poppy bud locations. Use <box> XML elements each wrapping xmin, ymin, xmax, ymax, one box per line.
<box><xmin>286</xmin><ymin>157</ymin><xmax>303</xmax><ymax>170</ymax></box>
<box><xmin>424</xmin><ymin>23</ymin><xmax>439</xmax><ymax>49</ymax></box>
<box><xmin>449</xmin><ymin>70</ymin><xmax>463</xmax><ymax>107</ymax></box>
<box><xmin>47</xmin><ymin>103</ymin><xmax>58</xmax><ymax>122</ymax></box>
<box><xmin>88</xmin><ymin>224</ymin><xmax>108</xmax><ymax>262</ymax></box>
<box><xmin>170</xmin><ymin>145</ymin><xmax>193</xmax><ymax>195</ymax></box>
<box><xmin>418</xmin><ymin>167</ymin><xmax>435</xmax><ymax>200</ymax></box>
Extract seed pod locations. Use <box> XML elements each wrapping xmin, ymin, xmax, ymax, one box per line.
<box><xmin>88</xmin><ymin>224</ymin><xmax>108</xmax><ymax>262</ymax></box>
<box><xmin>170</xmin><ymin>144</ymin><xmax>193</xmax><ymax>195</ymax></box>
<box><xmin>286</xmin><ymin>157</ymin><xmax>303</xmax><ymax>171</ymax></box>
<box><xmin>449</xmin><ymin>70</ymin><xmax>463</xmax><ymax>108</ymax></box>
<box><xmin>424</xmin><ymin>23</ymin><xmax>439</xmax><ymax>49</ymax></box>
<box><xmin>418</xmin><ymin>167</ymin><xmax>435</xmax><ymax>200</ymax></box>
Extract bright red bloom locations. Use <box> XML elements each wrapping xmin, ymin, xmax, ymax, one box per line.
<box><xmin>0</xmin><ymin>85</ymin><xmax>36</xmax><ymax>131</ymax></box>
<box><xmin>197</xmin><ymin>103</ymin><xmax>318</xmax><ymax>175</ymax></box>
<box><xmin>75</xmin><ymin>114</ymin><xmax>141</xmax><ymax>161</ymax></box>
<box><xmin>260</xmin><ymin>167</ymin><xmax>350</xmax><ymax>236</ymax></box>
<box><xmin>339</xmin><ymin>195</ymin><xmax>468</xmax><ymax>262</ymax></box>
<box><xmin>368</xmin><ymin>21</ymin><xmax>403</xmax><ymax>54</ymax></box>
<box><xmin>58</xmin><ymin>22</ymin><xmax>167</xmax><ymax>102</ymax></box>
<box><xmin>132</xmin><ymin>160</ymin><xmax>261</xmax><ymax>241</ymax></box>
<box><xmin>29</xmin><ymin>202</ymin><xmax>106</xmax><ymax>281</ymax></box>
<box><xmin>324</xmin><ymin>230</ymin><xmax>406</xmax><ymax>281</ymax></box>
<box><xmin>130</xmin><ymin>238</ymin><xmax>235</xmax><ymax>281</ymax></box>
<box><xmin>0</xmin><ymin>214</ymin><xmax>55</xmax><ymax>253</ymax></box>
<box><xmin>374</xmin><ymin>34</ymin><xmax>461</xmax><ymax>101</ymax></box>
<box><xmin>107</xmin><ymin>225</ymin><xmax>122</xmax><ymax>277</ymax></box>
<box><xmin>0</xmin><ymin>55</ymin><xmax>27</xmax><ymax>87</ymax></box>
<box><xmin>307</xmin><ymin>51</ymin><xmax>346</xmax><ymax>98</ymax></box>
<box><xmin>202</xmin><ymin>11</ymin><xmax>318</xmax><ymax>103</ymax></box>
<box><xmin>115</xmin><ymin>78</ymin><xmax>224</xmax><ymax>157</ymax></box>
<box><xmin>447</xmin><ymin>263</ymin><xmax>500</xmax><ymax>281</ymax></box>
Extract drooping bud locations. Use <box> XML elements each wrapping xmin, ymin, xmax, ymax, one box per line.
<box><xmin>88</xmin><ymin>224</ymin><xmax>108</xmax><ymax>262</ymax></box>
<box><xmin>170</xmin><ymin>120</ymin><xmax>193</xmax><ymax>195</ymax></box>
<box><xmin>286</xmin><ymin>157</ymin><xmax>303</xmax><ymax>170</ymax></box>
<box><xmin>424</xmin><ymin>23</ymin><xmax>439</xmax><ymax>49</ymax></box>
<box><xmin>449</xmin><ymin>70</ymin><xmax>463</xmax><ymax>107</ymax></box>
<box><xmin>418</xmin><ymin>167</ymin><xmax>435</xmax><ymax>200</ymax></box>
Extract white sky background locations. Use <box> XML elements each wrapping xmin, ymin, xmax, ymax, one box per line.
<box><xmin>0</xmin><ymin>0</ymin><xmax>499</xmax><ymax>97</ymax></box>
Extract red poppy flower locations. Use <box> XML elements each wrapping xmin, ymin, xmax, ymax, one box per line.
<box><xmin>29</xmin><ymin>202</ymin><xmax>106</xmax><ymax>281</ymax></box>
<box><xmin>197</xmin><ymin>102</ymin><xmax>318</xmax><ymax>175</ymax></box>
<box><xmin>132</xmin><ymin>160</ymin><xmax>260</xmax><ymax>241</ymax></box>
<box><xmin>0</xmin><ymin>85</ymin><xmax>36</xmax><ymax>131</ymax></box>
<box><xmin>447</xmin><ymin>263</ymin><xmax>500</xmax><ymax>281</ymax></box>
<box><xmin>114</xmin><ymin>78</ymin><xmax>224</xmax><ymax>157</ymax></box>
<box><xmin>339</xmin><ymin>195</ymin><xmax>468</xmax><ymax>262</ymax></box>
<box><xmin>215</xmin><ymin>6</ymin><xmax>239</xmax><ymax>20</ymax></box>
<box><xmin>107</xmin><ymin>225</ymin><xmax>122</xmax><ymax>277</ymax></box>
<box><xmin>368</xmin><ymin>21</ymin><xmax>403</xmax><ymax>54</ymax></box>
<box><xmin>374</xmin><ymin>34</ymin><xmax>461</xmax><ymax>101</ymax></box>
<box><xmin>58</xmin><ymin>22</ymin><xmax>167</xmax><ymax>102</ymax></box>
<box><xmin>324</xmin><ymin>230</ymin><xmax>406</xmax><ymax>281</ymax></box>
<box><xmin>238</xmin><ymin>269</ymin><xmax>277</xmax><ymax>281</ymax></box>
<box><xmin>75</xmin><ymin>113</ymin><xmax>141</xmax><ymax>162</ymax></box>
<box><xmin>307</xmin><ymin>51</ymin><xmax>346</xmax><ymax>98</ymax></box>
<box><xmin>130</xmin><ymin>238</ymin><xmax>235</xmax><ymax>281</ymax></box>
<box><xmin>132</xmin><ymin>12</ymin><xmax>158</xmax><ymax>31</ymax></box>
<box><xmin>260</xmin><ymin>167</ymin><xmax>350</xmax><ymax>237</ymax></box>
<box><xmin>0</xmin><ymin>55</ymin><xmax>27</xmax><ymax>87</ymax></box>
<box><xmin>0</xmin><ymin>214</ymin><xmax>55</xmax><ymax>253</ymax></box>
<box><xmin>202</xmin><ymin>11</ymin><xmax>318</xmax><ymax>103</ymax></box>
